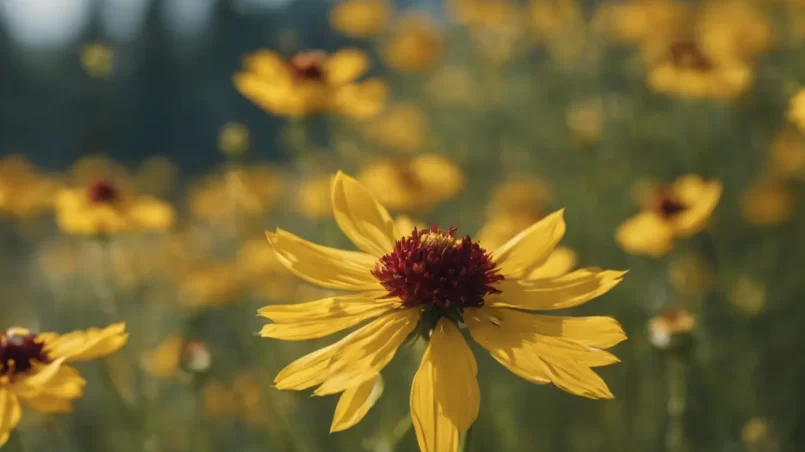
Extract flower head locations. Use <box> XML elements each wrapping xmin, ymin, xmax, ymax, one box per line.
<box><xmin>257</xmin><ymin>172</ymin><xmax>626</xmax><ymax>450</ymax></box>
<box><xmin>329</xmin><ymin>0</ymin><xmax>391</xmax><ymax>38</ymax></box>
<box><xmin>616</xmin><ymin>175</ymin><xmax>722</xmax><ymax>257</ymax></box>
<box><xmin>0</xmin><ymin>324</ymin><xmax>127</xmax><ymax>446</ymax></box>
<box><xmin>234</xmin><ymin>49</ymin><xmax>387</xmax><ymax>118</ymax></box>
<box><xmin>382</xmin><ymin>14</ymin><xmax>443</xmax><ymax>72</ymax></box>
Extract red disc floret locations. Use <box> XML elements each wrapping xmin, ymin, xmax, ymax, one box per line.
<box><xmin>87</xmin><ymin>180</ymin><xmax>120</xmax><ymax>204</ymax></box>
<box><xmin>0</xmin><ymin>331</ymin><xmax>49</xmax><ymax>376</ymax></box>
<box><xmin>372</xmin><ymin>226</ymin><xmax>504</xmax><ymax>309</ymax></box>
<box><xmin>653</xmin><ymin>190</ymin><xmax>687</xmax><ymax>219</ymax></box>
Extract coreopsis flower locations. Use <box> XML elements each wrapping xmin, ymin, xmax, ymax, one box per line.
<box><xmin>364</xmin><ymin>103</ymin><xmax>430</xmax><ymax>153</ymax></box>
<box><xmin>740</xmin><ymin>178</ymin><xmax>795</xmax><ymax>226</ymax></box>
<box><xmin>696</xmin><ymin>1</ymin><xmax>773</xmax><ymax>61</ymax></box>
<box><xmin>787</xmin><ymin>89</ymin><xmax>805</xmax><ymax>132</ymax></box>
<box><xmin>382</xmin><ymin>14</ymin><xmax>443</xmax><ymax>72</ymax></box>
<box><xmin>188</xmin><ymin>165</ymin><xmax>285</xmax><ymax>225</ymax></box>
<box><xmin>447</xmin><ymin>0</ymin><xmax>519</xmax><ymax>31</ymax></box>
<box><xmin>296</xmin><ymin>174</ymin><xmax>334</xmax><ymax>219</ymax></box>
<box><xmin>329</xmin><ymin>0</ymin><xmax>391</xmax><ymax>38</ymax></box>
<box><xmin>616</xmin><ymin>175</ymin><xmax>722</xmax><ymax>257</ymax></box>
<box><xmin>592</xmin><ymin>0</ymin><xmax>689</xmax><ymax>45</ymax></box>
<box><xmin>259</xmin><ymin>172</ymin><xmax>626</xmax><ymax>449</ymax></box>
<box><xmin>0</xmin><ymin>156</ymin><xmax>61</xmax><ymax>219</ymax></box>
<box><xmin>237</xmin><ymin>238</ymin><xmax>299</xmax><ymax>301</ymax></box>
<box><xmin>55</xmin><ymin>179</ymin><xmax>174</xmax><ymax>236</ymax></box>
<box><xmin>356</xmin><ymin>155</ymin><xmax>463</xmax><ymax>212</ymax></box>
<box><xmin>233</xmin><ymin>49</ymin><xmax>387</xmax><ymax>118</ymax></box>
<box><xmin>0</xmin><ymin>323</ymin><xmax>128</xmax><ymax>446</ymax></box>
<box><xmin>646</xmin><ymin>38</ymin><xmax>753</xmax><ymax>100</ymax></box>
<box><xmin>769</xmin><ymin>128</ymin><xmax>805</xmax><ymax>180</ymax></box>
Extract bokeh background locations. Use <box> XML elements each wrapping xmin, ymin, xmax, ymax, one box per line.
<box><xmin>2</xmin><ymin>0</ymin><xmax>805</xmax><ymax>451</ymax></box>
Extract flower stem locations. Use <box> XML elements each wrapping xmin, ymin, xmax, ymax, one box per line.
<box><xmin>459</xmin><ymin>425</ymin><xmax>475</xmax><ymax>452</ymax></box>
<box><xmin>665</xmin><ymin>355</ymin><xmax>690</xmax><ymax>452</ymax></box>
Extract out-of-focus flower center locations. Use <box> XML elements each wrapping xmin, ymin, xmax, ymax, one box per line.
<box><xmin>653</xmin><ymin>190</ymin><xmax>687</xmax><ymax>219</ymax></box>
<box><xmin>0</xmin><ymin>329</ymin><xmax>49</xmax><ymax>377</ymax></box>
<box><xmin>288</xmin><ymin>51</ymin><xmax>327</xmax><ymax>80</ymax></box>
<box><xmin>372</xmin><ymin>226</ymin><xmax>504</xmax><ymax>313</ymax></box>
<box><xmin>667</xmin><ymin>39</ymin><xmax>713</xmax><ymax>72</ymax></box>
<box><xmin>87</xmin><ymin>180</ymin><xmax>120</xmax><ymax>204</ymax></box>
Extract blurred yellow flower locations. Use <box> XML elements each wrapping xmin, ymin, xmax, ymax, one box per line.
<box><xmin>188</xmin><ymin>165</ymin><xmax>285</xmax><ymax>224</ymax></box>
<box><xmin>237</xmin><ymin>238</ymin><xmax>298</xmax><ymax>301</ymax></box>
<box><xmin>616</xmin><ymin>175</ymin><xmax>722</xmax><ymax>257</ymax></box>
<box><xmin>448</xmin><ymin>0</ymin><xmax>520</xmax><ymax>31</ymax></box>
<box><xmin>787</xmin><ymin>89</ymin><xmax>805</xmax><ymax>132</ymax></box>
<box><xmin>357</xmin><ymin>155</ymin><xmax>464</xmax><ymax>211</ymax></box>
<box><xmin>218</xmin><ymin>122</ymin><xmax>251</xmax><ymax>157</ymax></box>
<box><xmin>204</xmin><ymin>375</ymin><xmax>268</xmax><ymax>424</ymax></box>
<box><xmin>141</xmin><ymin>335</ymin><xmax>184</xmax><ymax>379</ymax></box>
<box><xmin>425</xmin><ymin>66</ymin><xmax>476</xmax><ymax>106</ymax></box>
<box><xmin>485</xmin><ymin>179</ymin><xmax>552</xmax><ymax>219</ymax></box>
<box><xmin>259</xmin><ymin>172</ymin><xmax>626</xmax><ymax>446</ymax></box>
<box><xmin>0</xmin><ymin>323</ymin><xmax>128</xmax><ymax>445</ymax></box>
<box><xmin>364</xmin><ymin>103</ymin><xmax>430</xmax><ymax>153</ymax></box>
<box><xmin>667</xmin><ymin>253</ymin><xmax>712</xmax><ymax>296</ymax></box>
<box><xmin>727</xmin><ymin>277</ymin><xmax>766</xmax><ymax>317</ymax></box>
<box><xmin>179</xmin><ymin>263</ymin><xmax>243</xmax><ymax>307</ymax></box>
<box><xmin>769</xmin><ymin>128</ymin><xmax>805</xmax><ymax>180</ymax></box>
<box><xmin>0</xmin><ymin>156</ymin><xmax>61</xmax><ymax>219</ymax></box>
<box><xmin>646</xmin><ymin>38</ymin><xmax>753</xmax><ymax>100</ymax></box>
<box><xmin>296</xmin><ymin>174</ymin><xmax>333</xmax><ymax>219</ymax></box>
<box><xmin>742</xmin><ymin>417</ymin><xmax>769</xmax><ymax>446</ymax></box>
<box><xmin>234</xmin><ymin>49</ymin><xmax>387</xmax><ymax>118</ymax></box>
<box><xmin>697</xmin><ymin>1</ymin><xmax>773</xmax><ymax>61</ymax></box>
<box><xmin>134</xmin><ymin>156</ymin><xmax>178</xmax><ymax>198</ymax></box>
<box><xmin>593</xmin><ymin>0</ymin><xmax>689</xmax><ymax>45</ymax></box>
<box><xmin>566</xmin><ymin>99</ymin><xmax>605</xmax><ymax>144</ymax></box>
<box><xmin>80</xmin><ymin>42</ymin><xmax>114</xmax><ymax>79</ymax></box>
<box><xmin>740</xmin><ymin>178</ymin><xmax>795</xmax><ymax>226</ymax></box>
<box><xmin>203</xmin><ymin>380</ymin><xmax>239</xmax><ymax>418</ymax></box>
<box><xmin>56</xmin><ymin>180</ymin><xmax>174</xmax><ymax>236</ymax></box>
<box><xmin>329</xmin><ymin>0</ymin><xmax>391</xmax><ymax>38</ymax></box>
<box><xmin>648</xmin><ymin>308</ymin><xmax>694</xmax><ymax>350</ymax></box>
<box><xmin>382</xmin><ymin>13</ymin><xmax>443</xmax><ymax>72</ymax></box>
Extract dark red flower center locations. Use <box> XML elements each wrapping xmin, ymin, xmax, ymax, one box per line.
<box><xmin>653</xmin><ymin>190</ymin><xmax>687</xmax><ymax>219</ymax></box>
<box><xmin>87</xmin><ymin>180</ymin><xmax>120</xmax><ymax>204</ymax></box>
<box><xmin>0</xmin><ymin>330</ymin><xmax>49</xmax><ymax>377</ymax></box>
<box><xmin>372</xmin><ymin>226</ymin><xmax>504</xmax><ymax>315</ymax></box>
<box><xmin>667</xmin><ymin>39</ymin><xmax>713</xmax><ymax>72</ymax></box>
<box><xmin>288</xmin><ymin>51</ymin><xmax>327</xmax><ymax>80</ymax></box>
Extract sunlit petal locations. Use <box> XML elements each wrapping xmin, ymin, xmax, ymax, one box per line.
<box><xmin>491</xmin><ymin>210</ymin><xmax>566</xmax><ymax>278</ymax></box>
<box><xmin>331</xmin><ymin>171</ymin><xmax>399</xmax><ymax>257</ymax></box>
<box><xmin>43</xmin><ymin>323</ymin><xmax>128</xmax><ymax>362</ymax></box>
<box><xmin>330</xmin><ymin>375</ymin><xmax>384</xmax><ymax>432</ymax></box>
<box><xmin>489</xmin><ymin>268</ymin><xmax>626</xmax><ymax>310</ymax></box>
<box><xmin>0</xmin><ymin>390</ymin><xmax>21</xmax><ymax>447</ymax></box>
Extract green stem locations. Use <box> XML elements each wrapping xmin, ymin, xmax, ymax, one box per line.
<box><xmin>459</xmin><ymin>424</ymin><xmax>475</xmax><ymax>452</ymax></box>
<box><xmin>665</xmin><ymin>355</ymin><xmax>690</xmax><ymax>452</ymax></box>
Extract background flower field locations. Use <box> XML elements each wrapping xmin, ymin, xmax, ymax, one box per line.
<box><xmin>1</xmin><ymin>0</ymin><xmax>804</xmax><ymax>451</ymax></box>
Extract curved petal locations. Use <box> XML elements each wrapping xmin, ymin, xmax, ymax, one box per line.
<box><xmin>325</xmin><ymin>49</ymin><xmax>369</xmax><ymax>86</ymax></box>
<box><xmin>615</xmin><ymin>212</ymin><xmax>674</xmax><ymax>257</ymax></box>
<box><xmin>528</xmin><ymin>315</ymin><xmax>627</xmax><ymax>349</ymax></box>
<box><xmin>331</xmin><ymin>171</ymin><xmax>399</xmax><ymax>257</ymax></box>
<box><xmin>258</xmin><ymin>292</ymin><xmax>389</xmax><ymax>323</ymax></box>
<box><xmin>526</xmin><ymin>246</ymin><xmax>577</xmax><ymax>280</ymax></box>
<box><xmin>274</xmin><ymin>341</ymin><xmax>343</xmax><ymax>391</ymax></box>
<box><xmin>330</xmin><ymin>375</ymin><xmax>384</xmax><ymax>433</ymax></box>
<box><xmin>333</xmin><ymin>78</ymin><xmax>388</xmax><ymax>120</ymax></box>
<box><xmin>35</xmin><ymin>365</ymin><xmax>86</xmax><ymax>399</ymax></box>
<box><xmin>466</xmin><ymin>308</ymin><xmax>616</xmax><ymax>399</ymax></box>
<box><xmin>43</xmin><ymin>323</ymin><xmax>128</xmax><ymax>362</ymax></box>
<box><xmin>23</xmin><ymin>395</ymin><xmax>74</xmax><ymax>414</ymax></box>
<box><xmin>9</xmin><ymin>358</ymin><xmax>67</xmax><ymax>398</ymax></box>
<box><xmin>411</xmin><ymin>319</ymin><xmax>479</xmax><ymax>452</ymax></box>
<box><xmin>488</xmin><ymin>268</ymin><xmax>626</xmax><ymax>310</ymax></box>
<box><xmin>0</xmin><ymin>390</ymin><xmax>21</xmax><ymax>447</ymax></box>
<box><xmin>259</xmin><ymin>301</ymin><xmax>396</xmax><ymax>341</ymax></box>
<box><xmin>266</xmin><ymin>229</ymin><xmax>382</xmax><ymax>291</ymax></box>
<box><xmin>491</xmin><ymin>210</ymin><xmax>566</xmax><ymax>278</ymax></box>
<box><xmin>673</xmin><ymin>180</ymin><xmax>722</xmax><ymax>237</ymax></box>
<box><xmin>314</xmin><ymin>308</ymin><xmax>419</xmax><ymax>395</ymax></box>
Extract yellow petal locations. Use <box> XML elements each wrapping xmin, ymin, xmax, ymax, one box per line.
<box><xmin>410</xmin><ymin>319</ymin><xmax>479</xmax><ymax>452</ymax></box>
<box><xmin>526</xmin><ymin>246</ymin><xmax>577</xmax><ymax>280</ymax></box>
<box><xmin>0</xmin><ymin>390</ymin><xmax>22</xmax><ymax>447</ymax></box>
<box><xmin>488</xmin><ymin>268</ymin><xmax>626</xmax><ymax>310</ymax></box>
<box><xmin>43</xmin><ymin>323</ymin><xmax>128</xmax><ymax>362</ymax></box>
<box><xmin>257</xmin><ymin>292</ymin><xmax>390</xmax><ymax>323</ymax></box>
<box><xmin>615</xmin><ymin>211</ymin><xmax>674</xmax><ymax>257</ymax></box>
<box><xmin>330</xmin><ymin>375</ymin><xmax>384</xmax><ymax>432</ymax></box>
<box><xmin>127</xmin><ymin>197</ymin><xmax>175</xmax><ymax>231</ymax></box>
<box><xmin>528</xmin><ymin>315</ymin><xmax>627</xmax><ymax>349</ymax></box>
<box><xmin>266</xmin><ymin>229</ymin><xmax>382</xmax><ymax>291</ymax></box>
<box><xmin>325</xmin><ymin>49</ymin><xmax>369</xmax><ymax>85</ymax></box>
<box><xmin>314</xmin><ymin>308</ymin><xmax>419</xmax><ymax>395</ymax></box>
<box><xmin>233</xmin><ymin>73</ymin><xmax>292</xmax><ymax>113</ymax></box>
<box><xmin>333</xmin><ymin>78</ymin><xmax>388</xmax><ymax>119</ymax></box>
<box><xmin>243</xmin><ymin>50</ymin><xmax>291</xmax><ymax>82</ymax></box>
<box><xmin>23</xmin><ymin>394</ymin><xmax>74</xmax><ymax>414</ymax></box>
<box><xmin>466</xmin><ymin>308</ymin><xmax>616</xmax><ymax>398</ymax></box>
<box><xmin>259</xmin><ymin>302</ymin><xmax>394</xmax><ymax>341</ymax></box>
<box><xmin>672</xmin><ymin>179</ymin><xmax>722</xmax><ymax>237</ymax></box>
<box><xmin>491</xmin><ymin>210</ymin><xmax>566</xmax><ymax>278</ymax></box>
<box><xmin>331</xmin><ymin>171</ymin><xmax>399</xmax><ymax>257</ymax></box>
<box><xmin>36</xmin><ymin>365</ymin><xmax>86</xmax><ymax>399</ymax></box>
<box><xmin>10</xmin><ymin>358</ymin><xmax>67</xmax><ymax>398</ymax></box>
<box><xmin>274</xmin><ymin>341</ymin><xmax>343</xmax><ymax>391</ymax></box>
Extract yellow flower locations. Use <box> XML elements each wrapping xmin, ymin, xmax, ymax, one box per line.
<box><xmin>356</xmin><ymin>155</ymin><xmax>464</xmax><ymax>211</ymax></box>
<box><xmin>0</xmin><ymin>323</ymin><xmax>128</xmax><ymax>446</ymax></box>
<box><xmin>485</xmin><ymin>179</ymin><xmax>552</xmax><ymax>219</ymax></box>
<box><xmin>188</xmin><ymin>165</ymin><xmax>285</xmax><ymax>224</ymax></box>
<box><xmin>55</xmin><ymin>179</ymin><xmax>174</xmax><ymax>236</ymax></box>
<box><xmin>787</xmin><ymin>89</ymin><xmax>805</xmax><ymax>132</ymax></box>
<box><xmin>237</xmin><ymin>238</ymin><xmax>299</xmax><ymax>301</ymax></box>
<box><xmin>364</xmin><ymin>103</ymin><xmax>430</xmax><ymax>153</ymax></box>
<box><xmin>727</xmin><ymin>277</ymin><xmax>766</xmax><ymax>317</ymax></box>
<box><xmin>740</xmin><ymin>178</ymin><xmax>795</xmax><ymax>226</ymax></box>
<box><xmin>329</xmin><ymin>0</ymin><xmax>391</xmax><ymax>38</ymax></box>
<box><xmin>646</xmin><ymin>38</ymin><xmax>753</xmax><ymax>100</ymax></box>
<box><xmin>769</xmin><ymin>128</ymin><xmax>805</xmax><ymax>180</ymax></box>
<box><xmin>80</xmin><ymin>42</ymin><xmax>114</xmax><ymax>79</ymax></box>
<box><xmin>697</xmin><ymin>1</ymin><xmax>773</xmax><ymax>61</ymax></box>
<box><xmin>259</xmin><ymin>172</ymin><xmax>626</xmax><ymax>448</ymax></box>
<box><xmin>382</xmin><ymin>13</ymin><xmax>443</xmax><ymax>72</ymax></box>
<box><xmin>141</xmin><ymin>335</ymin><xmax>184</xmax><ymax>379</ymax></box>
<box><xmin>234</xmin><ymin>49</ymin><xmax>387</xmax><ymax>118</ymax></box>
<box><xmin>296</xmin><ymin>174</ymin><xmax>334</xmax><ymax>219</ymax></box>
<box><xmin>566</xmin><ymin>99</ymin><xmax>605</xmax><ymax>144</ymax></box>
<box><xmin>0</xmin><ymin>156</ymin><xmax>61</xmax><ymax>219</ymax></box>
<box><xmin>134</xmin><ymin>156</ymin><xmax>178</xmax><ymax>198</ymax></box>
<box><xmin>447</xmin><ymin>0</ymin><xmax>520</xmax><ymax>31</ymax></box>
<box><xmin>616</xmin><ymin>175</ymin><xmax>722</xmax><ymax>257</ymax></box>
<box><xmin>593</xmin><ymin>0</ymin><xmax>689</xmax><ymax>45</ymax></box>
<box><xmin>179</xmin><ymin>263</ymin><xmax>243</xmax><ymax>307</ymax></box>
